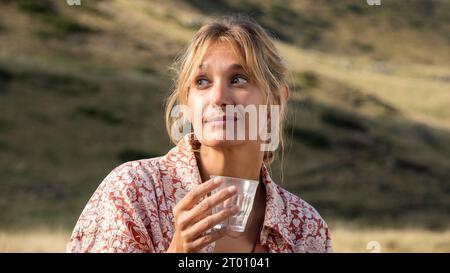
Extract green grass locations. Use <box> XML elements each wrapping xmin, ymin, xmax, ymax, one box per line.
<box><xmin>13</xmin><ymin>0</ymin><xmax>94</xmax><ymax>38</ymax></box>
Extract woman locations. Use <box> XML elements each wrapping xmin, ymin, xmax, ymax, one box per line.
<box><xmin>67</xmin><ymin>16</ymin><xmax>332</xmax><ymax>253</ymax></box>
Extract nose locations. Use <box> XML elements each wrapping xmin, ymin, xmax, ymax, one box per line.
<box><xmin>210</xmin><ymin>79</ymin><xmax>232</xmax><ymax>107</ymax></box>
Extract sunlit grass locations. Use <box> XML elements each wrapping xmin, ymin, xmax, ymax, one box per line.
<box><xmin>331</xmin><ymin>228</ymin><xmax>450</xmax><ymax>253</ymax></box>
<box><xmin>1</xmin><ymin>228</ymin><xmax>449</xmax><ymax>253</ymax></box>
<box><xmin>0</xmin><ymin>229</ymin><xmax>70</xmax><ymax>253</ymax></box>
<box><xmin>278</xmin><ymin>41</ymin><xmax>450</xmax><ymax>129</ymax></box>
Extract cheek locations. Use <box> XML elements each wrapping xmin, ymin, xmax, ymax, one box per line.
<box><xmin>241</xmin><ymin>91</ymin><xmax>266</xmax><ymax>107</ymax></box>
<box><xmin>187</xmin><ymin>94</ymin><xmax>207</xmax><ymax>122</ymax></box>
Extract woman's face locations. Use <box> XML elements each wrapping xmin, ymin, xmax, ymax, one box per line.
<box><xmin>187</xmin><ymin>42</ymin><xmax>267</xmax><ymax>148</ymax></box>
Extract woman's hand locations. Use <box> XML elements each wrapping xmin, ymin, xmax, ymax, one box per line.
<box><xmin>166</xmin><ymin>177</ymin><xmax>239</xmax><ymax>253</ymax></box>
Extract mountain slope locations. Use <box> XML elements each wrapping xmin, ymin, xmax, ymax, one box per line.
<box><xmin>0</xmin><ymin>0</ymin><xmax>449</xmax><ymax>230</ymax></box>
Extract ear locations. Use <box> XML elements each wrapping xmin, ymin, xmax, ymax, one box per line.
<box><xmin>280</xmin><ymin>84</ymin><xmax>291</xmax><ymax>104</ymax></box>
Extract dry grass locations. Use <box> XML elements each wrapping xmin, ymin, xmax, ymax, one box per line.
<box><xmin>0</xmin><ymin>229</ymin><xmax>70</xmax><ymax>253</ymax></box>
<box><xmin>0</xmin><ymin>228</ymin><xmax>449</xmax><ymax>253</ymax></box>
<box><xmin>331</xmin><ymin>228</ymin><xmax>450</xmax><ymax>253</ymax></box>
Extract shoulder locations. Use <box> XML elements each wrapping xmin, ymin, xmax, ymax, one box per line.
<box><xmin>105</xmin><ymin>157</ymin><xmax>163</xmax><ymax>184</ymax></box>
<box><xmin>276</xmin><ymin>185</ymin><xmax>333</xmax><ymax>253</ymax></box>
<box><xmin>67</xmin><ymin>157</ymin><xmax>165</xmax><ymax>253</ymax></box>
<box><xmin>277</xmin><ymin>186</ymin><xmax>326</xmax><ymax>225</ymax></box>
<box><xmin>89</xmin><ymin>157</ymin><xmax>171</xmax><ymax>211</ymax></box>
<box><xmin>95</xmin><ymin>157</ymin><xmax>167</xmax><ymax>195</ymax></box>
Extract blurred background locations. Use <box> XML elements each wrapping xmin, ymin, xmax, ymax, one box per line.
<box><xmin>0</xmin><ymin>0</ymin><xmax>449</xmax><ymax>252</ymax></box>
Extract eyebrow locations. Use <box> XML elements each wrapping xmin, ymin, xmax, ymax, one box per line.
<box><xmin>198</xmin><ymin>63</ymin><xmax>244</xmax><ymax>70</ymax></box>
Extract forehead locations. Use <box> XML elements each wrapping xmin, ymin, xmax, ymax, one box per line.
<box><xmin>198</xmin><ymin>41</ymin><xmax>243</xmax><ymax>70</ymax></box>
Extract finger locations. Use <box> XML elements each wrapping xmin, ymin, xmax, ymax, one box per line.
<box><xmin>223</xmin><ymin>195</ymin><xmax>237</xmax><ymax>208</ymax></box>
<box><xmin>184</xmin><ymin>205</ymin><xmax>240</xmax><ymax>241</ymax></box>
<box><xmin>187</xmin><ymin>185</ymin><xmax>238</xmax><ymax>226</ymax></box>
<box><xmin>176</xmin><ymin>177</ymin><xmax>223</xmax><ymax>211</ymax></box>
<box><xmin>185</xmin><ymin>227</ymin><xmax>228</xmax><ymax>252</ymax></box>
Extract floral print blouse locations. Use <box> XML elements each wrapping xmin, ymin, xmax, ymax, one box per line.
<box><xmin>67</xmin><ymin>133</ymin><xmax>332</xmax><ymax>253</ymax></box>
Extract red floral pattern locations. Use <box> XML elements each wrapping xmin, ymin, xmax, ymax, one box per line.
<box><xmin>67</xmin><ymin>133</ymin><xmax>332</xmax><ymax>253</ymax></box>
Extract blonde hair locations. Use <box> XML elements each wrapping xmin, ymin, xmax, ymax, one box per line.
<box><xmin>165</xmin><ymin>15</ymin><xmax>290</xmax><ymax>179</ymax></box>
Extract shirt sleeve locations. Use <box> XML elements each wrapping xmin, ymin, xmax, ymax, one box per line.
<box><xmin>66</xmin><ymin>163</ymin><xmax>158</xmax><ymax>253</ymax></box>
<box><xmin>295</xmin><ymin>198</ymin><xmax>333</xmax><ymax>253</ymax></box>
<box><xmin>304</xmin><ymin>211</ymin><xmax>333</xmax><ymax>253</ymax></box>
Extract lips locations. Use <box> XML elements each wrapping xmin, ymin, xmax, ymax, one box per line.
<box><xmin>204</xmin><ymin>115</ymin><xmax>238</xmax><ymax>124</ymax></box>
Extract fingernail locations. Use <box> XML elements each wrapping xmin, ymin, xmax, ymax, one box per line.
<box><xmin>214</xmin><ymin>177</ymin><xmax>222</xmax><ymax>184</ymax></box>
<box><xmin>228</xmin><ymin>185</ymin><xmax>237</xmax><ymax>193</ymax></box>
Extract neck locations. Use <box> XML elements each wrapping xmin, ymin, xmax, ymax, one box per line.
<box><xmin>195</xmin><ymin>142</ymin><xmax>264</xmax><ymax>183</ymax></box>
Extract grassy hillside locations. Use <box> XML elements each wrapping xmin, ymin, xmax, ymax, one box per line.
<box><xmin>0</xmin><ymin>0</ymin><xmax>449</xmax><ymax>232</ymax></box>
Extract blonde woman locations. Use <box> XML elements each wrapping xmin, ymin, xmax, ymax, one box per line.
<box><xmin>67</xmin><ymin>16</ymin><xmax>332</xmax><ymax>253</ymax></box>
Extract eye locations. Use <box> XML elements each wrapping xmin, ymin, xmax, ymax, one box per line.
<box><xmin>231</xmin><ymin>75</ymin><xmax>248</xmax><ymax>85</ymax></box>
<box><xmin>195</xmin><ymin>77</ymin><xmax>210</xmax><ymax>88</ymax></box>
